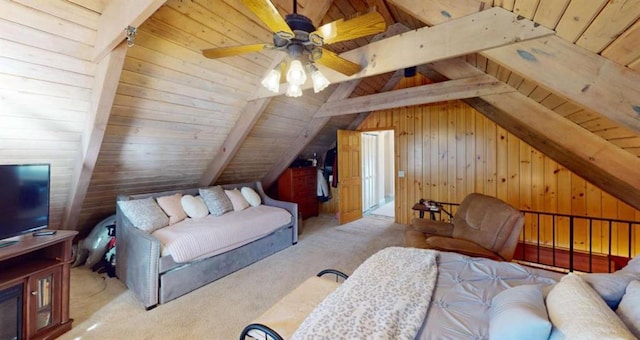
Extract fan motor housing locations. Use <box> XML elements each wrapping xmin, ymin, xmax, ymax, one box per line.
<box><xmin>285</xmin><ymin>13</ymin><xmax>315</xmax><ymax>33</ymax></box>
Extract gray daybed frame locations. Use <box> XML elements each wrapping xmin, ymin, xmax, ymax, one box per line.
<box><xmin>115</xmin><ymin>181</ymin><xmax>298</xmax><ymax>309</ymax></box>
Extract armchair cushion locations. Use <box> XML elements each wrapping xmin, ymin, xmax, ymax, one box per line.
<box><xmin>425</xmin><ymin>236</ymin><xmax>503</xmax><ymax>261</ymax></box>
<box><xmin>411</xmin><ymin>218</ymin><xmax>454</xmax><ymax>237</ymax></box>
<box><xmin>451</xmin><ymin>193</ymin><xmax>524</xmax><ymax>256</ymax></box>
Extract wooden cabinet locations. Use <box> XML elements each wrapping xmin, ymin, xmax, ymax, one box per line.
<box><xmin>278</xmin><ymin>167</ymin><xmax>319</xmax><ymax>219</ymax></box>
<box><xmin>0</xmin><ymin>230</ymin><xmax>76</xmax><ymax>339</ymax></box>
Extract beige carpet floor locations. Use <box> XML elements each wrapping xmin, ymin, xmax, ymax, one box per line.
<box><xmin>59</xmin><ymin>214</ymin><xmax>405</xmax><ymax>340</ymax></box>
<box><xmin>369</xmin><ymin>200</ymin><xmax>395</xmax><ymax>218</ymax></box>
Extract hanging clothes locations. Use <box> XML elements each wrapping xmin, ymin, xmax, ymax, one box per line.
<box><xmin>324</xmin><ymin>147</ymin><xmax>338</xmax><ymax>187</ymax></box>
<box><xmin>317</xmin><ymin>169</ymin><xmax>330</xmax><ymax>202</ymax></box>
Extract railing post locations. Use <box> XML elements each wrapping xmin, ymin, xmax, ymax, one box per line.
<box><xmin>569</xmin><ymin>217</ymin><xmax>574</xmax><ymax>272</ymax></box>
<box><xmin>629</xmin><ymin>222</ymin><xmax>633</xmax><ymax>259</ymax></box>
<box><xmin>589</xmin><ymin>219</ymin><xmax>593</xmax><ymax>273</ymax></box>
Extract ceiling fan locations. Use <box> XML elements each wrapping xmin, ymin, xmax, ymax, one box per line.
<box><xmin>201</xmin><ymin>0</ymin><xmax>387</xmax><ymax>97</ymax></box>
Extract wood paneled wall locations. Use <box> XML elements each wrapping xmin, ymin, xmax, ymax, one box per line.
<box><xmin>358</xmin><ymin>75</ymin><xmax>640</xmax><ymax>256</ymax></box>
<box><xmin>0</xmin><ymin>0</ymin><xmax>99</xmax><ymax>230</ymax></box>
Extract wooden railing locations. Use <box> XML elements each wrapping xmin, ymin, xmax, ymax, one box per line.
<box><xmin>432</xmin><ymin>202</ymin><xmax>639</xmax><ymax>273</ymax></box>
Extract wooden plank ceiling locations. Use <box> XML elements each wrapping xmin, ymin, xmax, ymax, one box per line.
<box><xmin>1</xmin><ymin>0</ymin><xmax>638</xmax><ymax>233</ymax></box>
<box><xmin>68</xmin><ymin>0</ymin><xmax>640</xmax><ymax>230</ymax></box>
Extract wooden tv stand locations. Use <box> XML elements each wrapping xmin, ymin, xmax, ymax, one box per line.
<box><xmin>0</xmin><ymin>230</ymin><xmax>77</xmax><ymax>339</ymax></box>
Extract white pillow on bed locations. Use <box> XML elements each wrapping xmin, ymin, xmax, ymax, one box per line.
<box><xmin>225</xmin><ymin>188</ymin><xmax>250</xmax><ymax>211</ymax></box>
<box><xmin>546</xmin><ymin>273</ymin><xmax>634</xmax><ymax>340</ymax></box>
<box><xmin>582</xmin><ymin>272</ymin><xmax>637</xmax><ymax>309</ymax></box>
<box><xmin>241</xmin><ymin>186</ymin><xmax>261</xmax><ymax>207</ymax></box>
<box><xmin>617</xmin><ymin>280</ymin><xmax>640</xmax><ymax>338</ymax></box>
<box><xmin>156</xmin><ymin>193</ymin><xmax>187</xmax><ymax>225</ymax></box>
<box><xmin>181</xmin><ymin>195</ymin><xmax>209</xmax><ymax>218</ymax></box>
<box><xmin>489</xmin><ymin>284</ymin><xmax>551</xmax><ymax>340</ymax></box>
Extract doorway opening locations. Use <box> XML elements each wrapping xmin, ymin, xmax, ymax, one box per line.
<box><xmin>361</xmin><ymin>130</ymin><xmax>395</xmax><ymax>218</ymax></box>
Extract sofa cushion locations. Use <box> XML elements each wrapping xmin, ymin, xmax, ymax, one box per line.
<box><xmin>157</xmin><ymin>193</ymin><xmax>187</xmax><ymax>225</ymax></box>
<box><xmin>225</xmin><ymin>188</ymin><xmax>250</xmax><ymax>211</ymax></box>
<box><xmin>200</xmin><ymin>186</ymin><xmax>233</xmax><ymax>216</ymax></box>
<box><xmin>181</xmin><ymin>195</ymin><xmax>209</xmax><ymax>218</ymax></box>
<box><xmin>118</xmin><ymin>197</ymin><xmax>169</xmax><ymax>233</ymax></box>
<box><xmin>241</xmin><ymin>186</ymin><xmax>261</xmax><ymax>207</ymax></box>
<box><xmin>152</xmin><ymin>205</ymin><xmax>292</xmax><ymax>262</ymax></box>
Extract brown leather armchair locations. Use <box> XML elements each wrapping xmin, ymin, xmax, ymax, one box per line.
<box><xmin>404</xmin><ymin>193</ymin><xmax>524</xmax><ymax>261</ymax></box>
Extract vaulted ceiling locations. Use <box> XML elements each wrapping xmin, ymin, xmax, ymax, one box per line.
<box><xmin>1</xmin><ymin>0</ymin><xmax>639</xmax><ymax>234</ymax></box>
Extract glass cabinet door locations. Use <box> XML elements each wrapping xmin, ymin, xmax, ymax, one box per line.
<box><xmin>28</xmin><ymin>267</ymin><xmax>61</xmax><ymax>336</ymax></box>
<box><xmin>35</xmin><ymin>274</ymin><xmax>53</xmax><ymax>330</ymax></box>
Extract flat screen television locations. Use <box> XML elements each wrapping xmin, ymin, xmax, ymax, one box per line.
<box><xmin>0</xmin><ymin>164</ymin><xmax>50</xmax><ymax>244</ymax></box>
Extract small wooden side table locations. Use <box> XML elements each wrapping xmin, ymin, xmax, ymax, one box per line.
<box><xmin>411</xmin><ymin>201</ymin><xmax>452</xmax><ymax>221</ymax></box>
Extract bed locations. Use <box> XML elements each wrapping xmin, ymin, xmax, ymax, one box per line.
<box><xmin>242</xmin><ymin>247</ymin><xmax>640</xmax><ymax>340</ymax></box>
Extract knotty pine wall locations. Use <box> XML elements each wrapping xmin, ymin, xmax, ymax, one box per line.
<box><xmin>0</xmin><ymin>0</ymin><xmax>100</xmax><ymax>230</ymax></box>
<box><xmin>358</xmin><ymin>75</ymin><xmax>640</xmax><ymax>257</ymax></box>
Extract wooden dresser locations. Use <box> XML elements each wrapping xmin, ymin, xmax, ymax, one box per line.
<box><xmin>278</xmin><ymin>167</ymin><xmax>319</xmax><ymax>219</ymax></box>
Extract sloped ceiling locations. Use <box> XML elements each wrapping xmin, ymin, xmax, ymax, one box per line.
<box><xmin>1</xmin><ymin>0</ymin><xmax>638</xmax><ymax>234</ymax></box>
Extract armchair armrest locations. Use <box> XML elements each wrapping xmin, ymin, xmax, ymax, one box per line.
<box><xmin>412</xmin><ymin>218</ymin><xmax>454</xmax><ymax>237</ymax></box>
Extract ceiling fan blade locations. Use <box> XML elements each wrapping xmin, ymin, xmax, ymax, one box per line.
<box><xmin>315</xmin><ymin>48</ymin><xmax>361</xmax><ymax>76</ymax></box>
<box><xmin>202</xmin><ymin>44</ymin><xmax>269</xmax><ymax>59</ymax></box>
<box><xmin>241</xmin><ymin>0</ymin><xmax>293</xmax><ymax>35</ymax></box>
<box><xmin>314</xmin><ymin>10</ymin><xmax>386</xmax><ymax>45</ymax></box>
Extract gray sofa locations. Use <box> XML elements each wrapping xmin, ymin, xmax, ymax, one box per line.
<box><xmin>115</xmin><ymin>181</ymin><xmax>298</xmax><ymax>309</ymax></box>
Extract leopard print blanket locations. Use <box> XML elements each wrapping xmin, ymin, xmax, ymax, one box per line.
<box><xmin>292</xmin><ymin>247</ymin><xmax>439</xmax><ymax>340</ymax></box>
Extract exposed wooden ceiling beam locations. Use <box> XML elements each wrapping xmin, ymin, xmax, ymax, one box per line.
<box><xmin>261</xmin><ymin>80</ymin><xmax>362</xmax><ymax>189</ymax></box>
<box><xmin>388</xmin><ymin>0</ymin><xmax>490</xmax><ymax>26</ymax></box>
<box><xmin>346</xmin><ymin>68</ymin><xmax>407</xmax><ymax>130</ymax></box>
<box><xmin>481</xmin><ymin>36</ymin><xmax>640</xmax><ymax>134</ymax></box>
<box><xmin>390</xmin><ymin>0</ymin><xmax>640</xmax><ymax>137</ymax></box>
<box><xmin>62</xmin><ymin>42</ymin><xmax>128</xmax><ymax>230</ymax></box>
<box><xmin>198</xmin><ymin>98</ymin><xmax>271</xmax><ymax>186</ymax></box>
<box><xmin>250</xmin><ymin>7</ymin><xmax>553</xmax><ymax>100</ymax></box>
<box><xmin>426</xmin><ymin>58</ymin><xmax>640</xmax><ymax>211</ymax></box>
<box><xmin>315</xmin><ymin>74</ymin><xmax>514</xmax><ymax>117</ymax></box>
<box><xmin>467</xmin><ymin>93</ymin><xmax>640</xmax><ymax>211</ymax></box>
<box><xmin>198</xmin><ymin>1</ymin><xmax>333</xmax><ymax>186</ymax></box>
<box><xmin>93</xmin><ymin>0</ymin><xmax>165</xmax><ymax>62</ymax></box>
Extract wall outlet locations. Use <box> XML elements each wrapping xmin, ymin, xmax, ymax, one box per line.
<box><xmin>398</xmin><ymin>170</ymin><xmax>405</xmax><ymax>178</ymax></box>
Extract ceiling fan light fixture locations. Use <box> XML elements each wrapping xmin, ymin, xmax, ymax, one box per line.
<box><xmin>286</xmin><ymin>59</ymin><xmax>307</xmax><ymax>86</ymax></box>
<box><xmin>261</xmin><ymin>68</ymin><xmax>281</xmax><ymax>93</ymax></box>
<box><xmin>286</xmin><ymin>83</ymin><xmax>303</xmax><ymax>97</ymax></box>
<box><xmin>310</xmin><ymin>64</ymin><xmax>330</xmax><ymax>93</ymax></box>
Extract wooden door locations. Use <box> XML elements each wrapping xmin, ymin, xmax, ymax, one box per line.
<box><xmin>337</xmin><ymin>129</ymin><xmax>362</xmax><ymax>224</ymax></box>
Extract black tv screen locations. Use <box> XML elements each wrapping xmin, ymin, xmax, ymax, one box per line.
<box><xmin>0</xmin><ymin>164</ymin><xmax>50</xmax><ymax>240</ymax></box>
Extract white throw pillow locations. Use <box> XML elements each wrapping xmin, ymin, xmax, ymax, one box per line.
<box><xmin>241</xmin><ymin>186</ymin><xmax>261</xmax><ymax>207</ymax></box>
<box><xmin>181</xmin><ymin>195</ymin><xmax>209</xmax><ymax>218</ymax></box>
<box><xmin>156</xmin><ymin>193</ymin><xmax>187</xmax><ymax>225</ymax></box>
<box><xmin>225</xmin><ymin>188</ymin><xmax>250</xmax><ymax>211</ymax></box>
<box><xmin>546</xmin><ymin>273</ymin><xmax>634</xmax><ymax>339</ymax></box>
<box><xmin>117</xmin><ymin>197</ymin><xmax>169</xmax><ymax>233</ymax></box>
